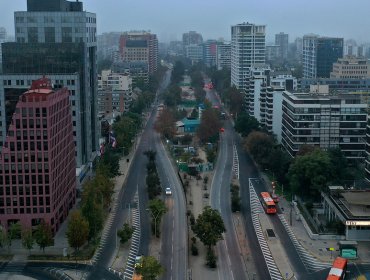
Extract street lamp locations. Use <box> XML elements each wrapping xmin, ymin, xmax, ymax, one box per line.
<box><xmin>146</xmin><ymin>208</ymin><xmax>162</xmax><ymax>238</ymax></box>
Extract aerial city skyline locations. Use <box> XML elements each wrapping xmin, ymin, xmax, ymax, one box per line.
<box><xmin>1</xmin><ymin>0</ymin><xmax>370</xmax><ymax>43</ymax></box>
<box><xmin>0</xmin><ymin>0</ymin><xmax>370</xmax><ymax>279</ymax></box>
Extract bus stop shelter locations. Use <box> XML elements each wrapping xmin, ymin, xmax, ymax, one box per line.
<box><xmin>338</xmin><ymin>240</ymin><xmax>358</xmax><ymax>259</ymax></box>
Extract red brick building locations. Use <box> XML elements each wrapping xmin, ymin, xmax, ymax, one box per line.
<box><xmin>0</xmin><ymin>77</ymin><xmax>76</xmax><ymax>234</ymax></box>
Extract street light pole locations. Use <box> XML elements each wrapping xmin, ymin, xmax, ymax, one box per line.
<box><xmin>147</xmin><ymin>209</ymin><xmax>162</xmax><ymax>238</ymax></box>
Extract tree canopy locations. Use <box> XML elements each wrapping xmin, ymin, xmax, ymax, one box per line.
<box><xmin>154</xmin><ymin>108</ymin><xmax>176</xmax><ymax>140</ymax></box>
<box><xmin>192</xmin><ymin>206</ymin><xmax>225</xmax><ymax>249</ymax></box>
<box><xmin>287</xmin><ymin>149</ymin><xmax>334</xmax><ymax>199</ymax></box>
<box><xmin>197</xmin><ymin>108</ymin><xmax>221</xmax><ymax>143</ymax></box>
<box><xmin>34</xmin><ymin>221</ymin><xmax>53</xmax><ymax>252</ymax></box>
<box><xmin>66</xmin><ymin>210</ymin><xmax>89</xmax><ymax>253</ymax></box>
<box><xmin>135</xmin><ymin>256</ymin><xmax>164</xmax><ymax>280</ymax></box>
<box><xmin>244</xmin><ymin>131</ymin><xmax>275</xmax><ymax>169</ymax></box>
<box><xmin>235</xmin><ymin>113</ymin><xmax>260</xmax><ymax>136</ymax></box>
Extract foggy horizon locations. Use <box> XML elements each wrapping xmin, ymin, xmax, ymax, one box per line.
<box><xmin>1</xmin><ymin>0</ymin><xmax>370</xmax><ymax>44</ymax></box>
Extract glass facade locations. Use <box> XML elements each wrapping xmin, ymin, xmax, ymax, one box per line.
<box><xmin>2</xmin><ymin>42</ymin><xmax>84</xmax><ymax>74</ymax></box>
<box><xmin>316</xmin><ymin>38</ymin><xmax>344</xmax><ymax>78</ymax></box>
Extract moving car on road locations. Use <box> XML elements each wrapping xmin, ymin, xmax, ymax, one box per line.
<box><xmin>165</xmin><ymin>187</ymin><xmax>172</xmax><ymax>195</ymax></box>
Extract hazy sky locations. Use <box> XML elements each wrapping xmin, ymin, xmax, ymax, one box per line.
<box><xmin>1</xmin><ymin>0</ymin><xmax>370</xmax><ymax>43</ymax></box>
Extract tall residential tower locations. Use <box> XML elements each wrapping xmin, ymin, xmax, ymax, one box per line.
<box><xmin>231</xmin><ymin>22</ymin><xmax>266</xmax><ymax>91</ymax></box>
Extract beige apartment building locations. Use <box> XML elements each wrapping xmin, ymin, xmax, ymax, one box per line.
<box><xmin>330</xmin><ymin>56</ymin><xmax>370</xmax><ymax>79</ymax></box>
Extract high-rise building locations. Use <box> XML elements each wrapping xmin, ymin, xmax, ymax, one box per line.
<box><xmin>303</xmin><ymin>34</ymin><xmax>343</xmax><ymax>78</ymax></box>
<box><xmin>231</xmin><ymin>22</ymin><xmax>266</xmax><ymax>91</ymax></box>
<box><xmin>203</xmin><ymin>40</ymin><xmax>218</xmax><ymax>67</ymax></box>
<box><xmin>97</xmin><ymin>32</ymin><xmax>121</xmax><ymax>61</ymax></box>
<box><xmin>119</xmin><ymin>31</ymin><xmax>158</xmax><ymax>75</ymax></box>
<box><xmin>0</xmin><ymin>27</ymin><xmax>7</xmax><ymax>72</ymax></box>
<box><xmin>182</xmin><ymin>31</ymin><xmax>203</xmax><ymax>47</ymax></box>
<box><xmin>216</xmin><ymin>43</ymin><xmax>231</xmax><ymax>70</ymax></box>
<box><xmin>185</xmin><ymin>44</ymin><xmax>204</xmax><ymax>64</ymax></box>
<box><xmin>0</xmin><ymin>0</ymin><xmax>98</xmax><ymax>174</ymax></box>
<box><xmin>265</xmin><ymin>45</ymin><xmax>280</xmax><ymax>62</ymax></box>
<box><xmin>275</xmin><ymin>32</ymin><xmax>289</xmax><ymax>60</ymax></box>
<box><xmin>281</xmin><ymin>91</ymin><xmax>367</xmax><ymax>162</ymax></box>
<box><xmin>98</xmin><ymin>70</ymin><xmax>133</xmax><ymax>114</ymax></box>
<box><xmin>330</xmin><ymin>56</ymin><xmax>370</xmax><ymax>79</ymax></box>
<box><xmin>294</xmin><ymin>37</ymin><xmax>303</xmax><ymax>61</ymax></box>
<box><xmin>0</xmin><ymin>77</ymin><xmax>76</xmax><ymax>233</ymax></box>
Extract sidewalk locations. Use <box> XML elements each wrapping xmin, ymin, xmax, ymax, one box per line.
<box><xmin>260</xmin><ymin>173</ymin><xmax>370</xmax><ymax>264</ymax></box>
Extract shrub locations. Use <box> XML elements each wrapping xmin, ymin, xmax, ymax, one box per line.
<box><xmin>191</xmin><ymin>243</ymin><xmax>199</xmax><ymax>256</ymax></box>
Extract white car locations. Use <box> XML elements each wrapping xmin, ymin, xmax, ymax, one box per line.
<box><xmin>165</xmin><ymin>187</ymin><xmax>172</xmax><ymax>195</ymax></box>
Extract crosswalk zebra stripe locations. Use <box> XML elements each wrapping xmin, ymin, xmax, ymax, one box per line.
<box><xmin>278</xmin><ymin>214</ymin><xmax>331</xmax><ymax>272</ymax></box>
<box><xmin>249</xmin><ymin>179</ymin><xmax>283</xmax><ymax>280</ymax></box>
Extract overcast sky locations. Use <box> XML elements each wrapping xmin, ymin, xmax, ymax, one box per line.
<box><xmin>1</xmin><ymin>0</ymin><xmax>370</xmax><ymax>44</ymax></box>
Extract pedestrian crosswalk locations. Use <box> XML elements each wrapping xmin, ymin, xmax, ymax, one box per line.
<box><xmin>123</xmin><ymin>193</ymin><xmax>141</xmax><ymax>280</ymax></box>
<box><xmin>2</xmin><ymin>261</ymin><xmax>26</xmax><ymax>274</ymax></box>
<box><xmin>43</xmin><ymin>267</ymin><xmax>74</xmax><ymax>280</ymax></box>
<box><xmin>249</xmin><ymin>179</ymin><xmax>283</xmax><ymax>280</ymax></box>
<box><xmin>278</xmin><ymin>214</ymin><xmax>331</xmax><ymax>273</ymax></box>
<box><xmin>232</xmin><ymin>145</ymin><xmax>239</xmax><ymax>179</ymax></box>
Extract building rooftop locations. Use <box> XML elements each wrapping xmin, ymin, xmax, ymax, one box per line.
<box><xmin>341</xmin><ymin>192</ymin><xmax>370</xmax><ymax>206</ymax></box>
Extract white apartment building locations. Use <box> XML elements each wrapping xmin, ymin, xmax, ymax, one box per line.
<box><xmin>231</xmin><ymin>22</ymin><xmax>266</xmax><ymax>91</ymax></box>
<box><xmin>98</xmin><ymin>70</ymin><xmax>133</xmax><ymax>113</ymax></box>
<box><xmin>216</xmin><ymin>43</ymin><xmax>231</xmax><ymax>70</ymax></box>
<box><xmin>281</xmin><ymin>91</ymin><xmax>368</xmax><ymax>161</ymax></box>
<box><xmin>185</xmin><ymin>44</ymin><xmax>203</xmax><ymax>64</ymax></box>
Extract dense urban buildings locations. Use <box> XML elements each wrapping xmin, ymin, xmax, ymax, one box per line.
<box><xmin>0</xmin><ymin>27</ymin><xmax>7</xmax><ymax>71</ymax></box>
<box><xmin>330</xmin><ymin>56</ymin><xmax>370</xmax><ymax>79</ymax></box>
<box><xmin>203</xmin><ymin>40</ymin><xmax>218</xmax><ymax>67</ymax></box>
<box><xmin>98</xmin><ymin>70</ymin><xmax>133</xmax><ymax>114</ymax></box>
<box><xmin>303</xmin><ymin>34</ymin><xmax>344</xmax><ymax>78</ymax></box>
<box><xmin>281</xmin><ymin>91</ymin><xmax>367</xmax><ymax>162</ymax></box>
<box><xmin>275</xmin><ymin>32</ymin><xmax>289</xmax><ymax>60</ymax></box>
<box><xmin>185</xmin><ymin>44</ymin><xmax>203</xmax><ymax>64</ymax></box>
<box><xmin>182</xmin><ymin>31</ymin><xmax>203</xmax><ymax>48</ymax></box>
<box><xmin>119</xmin><ymin>31</ymin><xmax>158</xmax><ymax>75</ymax></box>
<box><xmin>0</xmin><ymin>77</ymin><xmax>76</xmax><ymax>233</ymax></box>
<box><xmin>97</xmin><ymin>32</ymin><xmax>121</xmax><ymax>61</ymax></box>
<box><xmin>231</xmin><ymin>22</ymin><xmax>266</xmax><ymax>91</ymax></box>
<box><xmin>216</xmin><ymin>42</ymin><xmax>231</xmax><ymax>70</ymax></box>
<box><xmin>0</xmin><ymin>0</ymin><xmax>98</xmax><ymax>177</ymax></box>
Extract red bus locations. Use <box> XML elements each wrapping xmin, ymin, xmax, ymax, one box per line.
<box><xmin>260</xmin><ymin>192</ymin><xmax>277</xmax><ymax>214</ymax></box>
<box><xmin>327</xmin><ymin>257</ymin><xmax>347</xmax><ymax>280</ymax></box>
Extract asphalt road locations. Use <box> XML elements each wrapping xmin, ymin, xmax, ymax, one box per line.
<box><xmin>205</xmin><ymin>89</ymin><xmax>247</xmax><ymax>280</ymax></box>
<box><xmin>155</xmin><ymin>134</ymin><xmax>188</xmax><ymax>280</ymax></box>
<box><xmin>90</xmin><ymin>70</ymin><xmax>173</xmax><ymax>275</ymax></box>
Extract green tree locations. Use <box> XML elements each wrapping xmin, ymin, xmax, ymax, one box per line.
<box><xmin>0</xmin><ymin>228</ymin><xmax>8</xmax><ymax>249</ymax></box>
<box><xmin>34</xmin><ymin>221</ymin><xmax>53</xmax><ymax>252</ymax></box>
<box><xmin>66</xmin><ymin>210</ymin><xmax>89</xmax><ymax>254</ymax></box>
<box><xmin>148</xmin><ymin>199</ymin><xmax>167</xmax><ymax>237</ymax></box>
<box><xmin>8</xmin><ymin>222</ymin><xmax>21</xmax><ymax>246</ymax></box>
<box><xmin>223</xmin><ymin>86</ymin><xmax>243</xmax><ymax>116</ymax></box>
<box><xmin>171</xmin><ymin>61</ymin><xmax>185</xmax><ymax>84</ymax></box>
<box><xmin>117</xmin><ymin>223</ymin><xmax>135</xmax><ymax>244</ymax></box>
<box><xmin>197</xmin><ymin>108</ymin><xmax>221</xmax><ymax>143</ymax></box>
<box><xmin>192</xmin><ymin>206</ymin><xmax>225</xmax><ymax>250</ymax></box>
<box><xmin>144</xmin><ymin>150</ymin><xmax>157</xmax><ymax>162</ymax></box>
<box><xmin>154</xmin><ymin>108</ymin><xmax>176</xmax><ymax>139</ymax></box>
<box><xmin>81</xmin><ymin>181</ymin><xmax>104</xmax><ymax>241</ymax></box>
<box><xmin>287</xmin><ymin>149</ymin><xmax>334</xmax><ymax>199</ymax></box>
<box><xmin>266</xmin><ymin>147</ymin><xmax>291</xmax><ymax>184</ymax></box>
<box><xmin>194</xmin><ymin>87</ymin><xmax>206</xmax><ymax>103</ymax></box>
<box><xmin>135</xmin><ymin>256</ymin><xmax>165</xmax><ymax>280</ymax></box>
<box><xmin>21</xmin><ymin>228</ymin><xmax>34</xmax><ymax>254</ymax></box>
<box><xmin>327</xmin><ymin>148</ymin><xmax>349</xmax><ymax>184</ymax></box>
<box><xmin>234</xmin><ymin>113</ymin><xmax>260</xmax><ymax>136</ymax></box>
<box><xmin>244</xmin><ymin>131</ymin><xmax>275</xmax><ymax>168</ymax></box>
